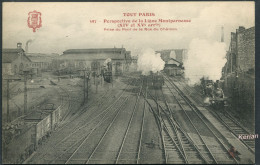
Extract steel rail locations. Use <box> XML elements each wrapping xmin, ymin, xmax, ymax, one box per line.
<box><xmin>50</xmin><ymin>97</ymin><xmax>128</xmax><ymax>164</ymax></box>
<box><xmin>211</xmin><ymin>110</ymin><xmax>255</xmax><ymax>153</ymax></box>
<box><xmin>54</xmin><ymin>82</ymin><xmax>131</xmax><ymax>147</ymax></box>
<box><xmin>161</xmin><ymin>96</ymin><xmax>209</xmax><ymax>164</ymax></box>
<box><xmin>141</xmin><ymin>90</ymin><xmax>183</xmax><ymax>164</ymax></box>
<box><xmin>164</xmin><ymin>74</ymin><xmax>239</xmax><ymax>164</ymax></box>
<box><xmin>85</xmin><ymin>79</ymin><xmax>139</xmax><ymax>164</ymax></box>
<box><xmin>84</xmin><ymin>96</ymin><xmax>129</xmax><ymax>164</ymax></box>
<box><xmin>143</xmin><ymin>88</ymin><xmax>166</xmax><ymax>163</ymax></box>
<box><xmin>225</xmin><ymin>110</ymin><xmax>253</xmax><ymax>135</ymax></box>
<box><xmin>136</xmin><ymin>86</ymin><xmax>147</xmax><ymax>164</ymax></box>
<box><xmin>153</xmin><ymin>88</ymin><xmax>188</xmax><ymax>163</ymax></box>
<box><xmin>115</xmin><ymin>81</ymin><xmax>143</xmax><ymax>164</ymax></box>
<box><xmin>50</xmin><ymin>80</ymin><xmax>134</xmax><ymax>164</ymax></box>
<box><xmin>163</xmin><ymin>76</ymin><xmax>219</xmax><ymax>164</ymax></box>
<box><xmin>148</xmin><ymin>89</ymin><xmax>208</xmax><ymax>164</ymax></box>
<box><xmin>173</xmin><ymin>76</ymin><xmax>254</xmax><ymax>150</ymax></box>
<box><xmin>161</xmin><ymin>119</ymin><xmax>186</xmax><ymax>163</ymax></box>
<box><xmin>65</xmin><ymin>97</ymin><xmax>129</xmax><ymax>164</ymax></box>
<box><xmin>175</xmin><ymin>78</ymin><xmax>255</xmax><ymax>153</ymax></box>
<box><xmin>158</xmin><ymin>89</ymin><xmax>189</xmax><ymax>162</ymax></box>
<box><xmin>153</xmin><ymin>89</ymin><xmax>167</xmax><ymax>164</ymax></box>
<box><xmin>144</xmin><ymin>94</ymin><xmax>185</xmax><ymax>164</ymax></box>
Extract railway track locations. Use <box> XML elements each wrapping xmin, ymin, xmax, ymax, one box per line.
<box><xmin>53</xmin><ymin>77</ymin><xmax>130</xmax><ymax>134</ymax></box>
<box><xmin>145</xmin><ymin>89</ymin><xmax>208</xmax><ymax>164</ymax></box>
<box><xmin>163</xmin><ymin>74</ymin><xmax>239</xmax><ymax>164</ymax></box>
<box><xmin>51</xmin><ymin>80</ymin><xmax>135</xmax><ymax>164</ymax></box>
<box><xmin>169</xmin><ymin>76</ymin><xmax>255</xmax><ymax>154</ymax></box>
<box><xmin>115</xmin><ymin>82</ymin><xmax>145</xmax><ymax>164</ymax></box>
<box><xmin>213</xmin><ymin>111</ymin><xmax>255</xmax><ymax>153</ymax></box>
<box><xmin>65</xmin><ymin>96</ymin><xmax>129</xmax><ymax>164</ymax></box>
<box><xmin>26</xmin><ymin>79</ymin><xmax>131</xmax><ymax>164</ymax></box>
<box><xmin>63</xmin><ymin>79</ymin><xmax>143</xmax><ymax>164</ymax></box>
<box><xmin>58</xmin><ymin>87</ymin><xmax>71</xmax><ymax>120</ymax></box>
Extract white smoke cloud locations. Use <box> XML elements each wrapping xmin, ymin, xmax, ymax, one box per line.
<box><xmin>184</xmin><ymin>38</ymin><xmax>226</xmax><ymax>85</ymax></box>
<box><xmin>137</xmin><ymin>48</ymin><xmax>165</xmax><ymax>75</ymax></box>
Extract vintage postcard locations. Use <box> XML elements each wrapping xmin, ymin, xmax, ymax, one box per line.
<box><xmin>2</xmin><ymin>2</ymin><xmax>256</xmax><ymax>164</ymax></box>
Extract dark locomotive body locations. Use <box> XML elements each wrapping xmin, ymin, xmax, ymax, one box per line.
<box><xmin>102</xmin><ymin>61</ymin><xmax>113</xmax><ymax>83</ymax></box>
<box><xmin>200</xmin><ymin>77</ymin><xmax>227</xmax><ymax>108</ymax></box>
<box><xmin>164</xmin><ymin>64</ymin><xmax>184</xmax><ymax>77</ymax></box>
<box><xmin>141</xmin><ymin>72</ymin><xmax>164</xmax><ymax>89</ymax></box>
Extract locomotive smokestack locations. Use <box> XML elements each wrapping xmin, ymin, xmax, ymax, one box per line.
<box><xmin>221</xmin><ymin>26</ymin><xmax>224</xmax><ymax>42</ymax></box>
<box><xmin>17</xmin><ymin>42</ymin><xmax>22</xmax><ymax>49</ymax></box>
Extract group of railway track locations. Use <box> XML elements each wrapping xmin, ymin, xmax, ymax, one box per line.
<box><xmin>56</xmin><ymin>79</ymin><xmax>145</xmax><ymax>164</ymax></box>
<box><xmin>143</xmin><ymin>87</ymin><xmax>208</xmax><ymax>164</ymax></box>
<box><xmin>169</xmin><ymin>76</ymin><xmax>255</xmax><ymax>154</ymax></box>
<box><xmin>27</xmin><ymin>77</ymin><xmax>151</xmax><ymax>164</ymax></box>
<box><xmin>25</xmin><ymin>73</ymin><xmax>254</xmax><ymax>164</ymax></box>
<box><xmin>139</xmin><ymin>73</ymin><xmax>254</xmax><ymax>164</ymax></box>
<box><xmin>161</xmin><ymin>74</ymin><xmax>255</xmax><ymax>164</ymax></box>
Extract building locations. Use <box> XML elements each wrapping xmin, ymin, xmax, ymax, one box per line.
<box><xmin>26</xmin><ymin>53</ymin><xmax>59</xmax><ymax>72</ymax></box>
<box><xmin>156</xmin><ymin>49</ymin><xmax>187</xmax><ymax>63</ymax></box>
<box><xmin>221</xmin><ymin>26</ymin><xmax>255</xmax><ymax>116</ymax></box>
<box><xmin>2</xmin><ymin>43</ymin><xmax>32</xmax><ymax>77</ymax></box>
<box><xmin>125</xmin><ymin>51</ymin><xmax>132</xmax><ymax>71</ymax></box>
<box><xmin>223</xmin><ymin>26</ymin><xmax>255</xmax><ymax>75</ymax></box>
<box><xmin>58</xmin><ymin>48</ymin><xmax>131</xmax><ymax>76</ymax></box>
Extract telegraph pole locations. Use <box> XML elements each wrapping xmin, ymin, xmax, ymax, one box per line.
<box><xmin>96</xmin><ymin>75</ymin><xmax>98</xmax><ymax>93</ymax></box>
<box><xmin>7</xmin><ymin>80</ymin><xmax>9</xmax><ymax>122</ymax></box>
<box><xmin>3</xmin><ymin>78</ymin><xmax>21</xmax><ymax>122</ymax></box>
<box><xmin>84</xmin><ymin>71</ymin><xmax>86</xmax><ymax>103</ymax></box>
<box><xmin>19</xmin><ymin>70</ymin><xmax>33</xmax><ymax>115</ymax></box>
<box><xmin>23</xmin><ymin>71</ymin><xmax>30</xmax><ymax>115</ymax></box>
<box><xmin>78</xmin><ymin>68</ymin><xmax>90</xmax><ymax>104</ymax></box>
<box><xmin>87</xmin><ymin>73</ymin><xmax>89</xmax><ymax>100</ymax></box>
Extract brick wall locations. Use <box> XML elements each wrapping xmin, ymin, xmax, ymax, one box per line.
<box><xmin>237</xmin><ymin>27</ymin><xmax>255</xmax><ymax>72</ymax></box>
<box><xmin>223</xmin><ymin>72</ymin><xmax>254</xmax><ymax>115</ymax></box>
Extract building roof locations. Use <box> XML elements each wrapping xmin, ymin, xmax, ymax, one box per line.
<box><xmin>167</xmin><ymin>58</ymin><xmax>182</xmax><ymax>64</ymax></box>
<box><xmin>63</xmin><ymin>48</ymin><xmax>126</xmax><ymax>54</ymax></box>
<box><xmin>61</xmin><ymin>48</ymin><xmax>127</xmax><ymax>60</ymax></box>
<box><xmin>2</xmin><ymin>48</ymin><xmax>31</xmax><ymax>63</ymax></box>
<box><xmin>26</xmin><ymin>53</ymin><xmax>59</xmax><ymax>63</ymax></box>
<box><xmin>60</xmin><ymin>53</ymin><xmax>125</xmax><ymax>60</ymax></box>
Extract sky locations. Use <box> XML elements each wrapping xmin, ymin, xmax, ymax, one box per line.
<box><xmin>2</xmin><ymin>2</ymin><xmax>255</xmax><ymax>55</ymax></box>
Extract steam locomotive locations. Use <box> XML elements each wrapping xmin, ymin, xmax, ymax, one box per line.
<box><xmin>141</xmin><ymin>72</ymin><xmax>164</xmax><ymax>89</ymax></box>
<box><xmin>200</xmin><ymin>77</ymin><xmax>227</xmax><ymax>108</ymax></box>
<box><xmin>164</xmin><ymin>64</ymin><xmax>184</xmax><ymax>76</ymax></box>
<box><xmin>102</xmin><ymin>59</ymin><xmax>113</xmax><ymax>83</ymax></box>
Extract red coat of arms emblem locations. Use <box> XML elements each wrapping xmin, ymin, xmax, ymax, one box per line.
<box><xmin>27</xmin><ymin>10</ymin><xmax>42</xmax><ymax>32</ymax></box>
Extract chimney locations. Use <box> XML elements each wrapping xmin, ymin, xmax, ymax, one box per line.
<box><xmin>17</xmin><ymin>43</ymin><xmax>22</xmax><ymax>49</ymax></box>
<box><xmin>221</xmin><ymin>26</ymin><xmax>224</xmax><ymax>42</ymax></box>
<box><xmin>238</xmin><ymin>26</ymin><xmax>245</xmax><ymax>33</ymax></box>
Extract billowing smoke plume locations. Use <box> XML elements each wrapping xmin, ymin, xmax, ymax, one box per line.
<box><xmin>103</xmin><ymin>58</ymin><xmax>112</xmax><ymax>66</ymax></box>
<box><xmin>184</xmin><ymin>38</ymin><xmax>226</xmax><ymax>85</ymax></box>
<box><xmin>25</xmin><ymin>39</ymin><xmax>33</xmax><ymax>53</ymax></box>
<box><xmin>137</xmin><ymin>48</ymin><xmax>165</xmax><ymax>75</ymax></box>
<box><xmin>26</xmin><ymin>39</ymin><xmax>33</xmax><ymax>45</ymax></box>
